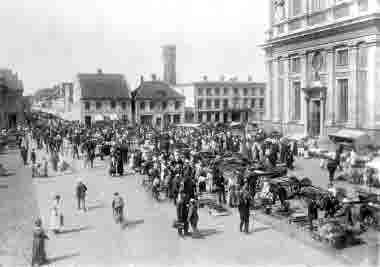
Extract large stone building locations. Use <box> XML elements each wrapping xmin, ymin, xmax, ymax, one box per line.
<box><xmin>71</xmin><ymin>69</ymin><xmax>132</xmax><ymax>126</ymax></box>
<box><xmin>134</xmin><ymin>75</ymin><xmax>185</xmax><ymax>129</ymax></box>
<box><xmin>263</xmin><ymin>0</ymin><xmax>380</xmax><ymax>141</ymax></box>
<box><xmin>176</xmin><ymin>76</ymin><xmax>265</xmax><ymax>124</ymax></box>
<box><xmin>0</xmin><ymin>69</ymin><xmax>25</xmax><ymax>129</ymax></box>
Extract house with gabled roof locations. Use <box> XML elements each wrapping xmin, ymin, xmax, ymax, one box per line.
<box><xmin>134</xmin><ymin>74</ymin><xmax>185</xmax><ymax>129</ymax></box>
<box><xmin>70</xmin><ymin>69</ymin><xmax>132</xmax><ymax>126</ymax></box>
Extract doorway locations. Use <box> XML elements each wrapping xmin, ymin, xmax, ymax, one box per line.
<box><xmin>310</xmin><ymin>100</ymin><xmax>321</xmax><ymax>137</ymax></box>
<box><xmin>8</xmin><ymin>113</ymin><xmax>17</xmax><ymax>129</ymax></box>
<box><xmin>85</xmin><ymin>116</ymin><xmax>91</xmax><ymax>128</ymax></box>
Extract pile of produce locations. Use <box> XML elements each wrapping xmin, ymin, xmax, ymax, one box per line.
<box><xmin>317</xmin><ymin>220</ymin><xmax>348</xmax><ymax>248</ymax></box>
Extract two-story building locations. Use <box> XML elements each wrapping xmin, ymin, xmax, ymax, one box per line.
<box><xmin>193</xmin><ymin>77</ymin><xmax>266</xmax><ymax>124</ymax></box>
<box><xmin>0</xmin><ymin>69</ymin><xmax>25</xmax><ymax>129</ymax></box>
<box><xmin>134</xmin><ymin>75</ymin><xmax>185</xmax><ymax>129</ymax></box>
<box><xmin>263</xmin><ymin>0</ymin><xmax>380</xmax><ymax>142</ymax></box>
<box><xmin>71</xmin><ymin>69</ymin><xmax>132</xmax><ymax>126</ymax></box>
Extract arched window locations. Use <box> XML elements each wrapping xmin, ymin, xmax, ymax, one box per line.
<box><xmin>110</xmin><ymin>100</ymin><xmax>116</xmax><ymax>109</ymax></box>
<box><xmin>84</xmin><ymin>102</ymin><xmax>90</xmax><ymax>110</ymax></box>
<box><xmin>96</xmin><ymin>101</ymin><xmax>102</xmax><ymax>110</ymax></box>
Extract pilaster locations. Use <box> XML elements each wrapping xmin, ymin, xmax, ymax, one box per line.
<box><xmin>265</xmin><ymin>59</ymin><xmax>273</xmax><ymax>121</ymax></box>
<box><xmin>273</xmin><ymin>59</ymin><xmax>280</xmax><ymax>122</ymax></box>
<box><xmin>348</xmin><ymin>45</ymin><xmax>359</xmax><ymax>128</ymax></box>
<box><xmin>283</xmin><ymin>56</ymin><xmax>290</xmax><ymax>123</ymax></box>
<box><xmin>326</xmin><ymin>48</ymin><xmax>336</xmax><ymax>125</ymax></box>
<box><xmin>300</xmin><ymin>52</ymin><xmax>308</xmax><ymax>124</ymax></box>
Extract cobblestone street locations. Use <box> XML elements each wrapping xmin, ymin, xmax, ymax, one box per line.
<box><xmin>2</xmin><ymin>149</ymin><xmax>377</xmax><ymax>267</ymax></box>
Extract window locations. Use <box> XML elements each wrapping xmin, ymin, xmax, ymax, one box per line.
<box><xmin>278</xmin><ymin>60</ymin><xmax>284</xmax><ymax>75</ymax></box>
<box><xmin>215</xmin><ymin>99</ymin><xmax>220</xmax><ymax>109</ymax></box>
<box><xmin>251</xmin><ymin>99</ymin><xmax>255</xmax><ymax>108</ymax></box>
<box><xmin>207</xmin><ymin>112</ymin><xmax>211</xmax><ymax>122</ymax></box>
<box><xmin>96</xmin><ymin>101</ymin><xmax>102</xmax><ymax>110</ymax></box>
<box><xmin>175</xmin><ymin>101</ymin><xmax>181</xmax><ymax>110</ymax></box>
<box><xmin>293</xmin><ymin>82</ymin><xmax>301</xmax><ymax>121</ymax></box>
<box><xmin>337</xmin><ymin>49</ymin><xmax>349</xmax><ymax>66</ymax></box>
<box><xmin>223</xmin><ymin>99</ymin><xmax>229</xmax><ymax>108</ymax></box>
<box><xmin>206</xmin><ymin>88</ymin><xmax>212</xmax><ymax>96</ymax></box>
<box><xmin>140</xmin><ymin>101</ymin><xmax>145</xmax><ymax>111</ymax></box>
<box><xmin>150</xmin><ymin>101</ymin><xmax>155</xmax><ymax>110</ymax></box>
<box><xmin>206</xmin><ymin>99</ymin><xmax>212</xmax><ymax>108</ymax></box>
<box><xmin>215</xmin><ymin>112</ymin><xmax>220</xmax><ymax>122</ymax></box>
<box><xmin>358</xmin><ymin>0</ymin><xmax>368</xmax><ymax>12</ymax></box>
<box><xmin>358</xmin><ymin>45</ymin><xmax>368</xmax><ymax>68</ymax></box>
<box><xmin>243</xmin><ymin>88</ymin><xmax>248</xmax><ymax>96</ymax></box>
<box><xmin>260</xmin><ymin>88</ymin><xmax>265</xmax><ymax>96</ymax></box>
<box><xmin>84</xmin><ymin>102</ymin><xmax>90</xmax><ymax>110</ymax></box>
<box><xmin>243</xmin><ymin>99</ymin><xmax>248</xmax><ymax>107</ymax></box>
<box><xmin>233</xmin><ymin>88</ymin><xmax>239</xmax><ymax>95</ymax></box>
<box><xmin>198</xmin><ymin>99</ymin><xmax>203</xmax><ymax>109</ymax></box>
<box><xmin>338</xmin><ymin>79</ymin><xmax>349</xmax><ymax>122</ymax></box>
<box><xmin>162</xmin><ymin>101</ymin><xmax>167</xmax><ymax>110</ymax></box>
<box><xmin>291</xmin><ymin>57</ymin><xmax>301</xmax><ymax>73</ymax></box>
<box><xmin>121</xmin><ymin>102</ymin><xmax>127</xmax><ymax>110</ymax></box>
<box><xmin>290</xmin><ymin>0</ymin><xmax>302</xmax><ymax>17</ymax></box>
<box><xmin>198</xmin><ymin>88</ymin><xmax>204</xmax><ymax>96</ymax></box>
<box><xmin>259</xmin><ymin>99</ymin><xmax>264</xmax><ymax>109</ymax></box>
<box><xmin>215</xmin><ymin>88</ymin><xmax>220</xmax><ymax>95</ymax></box>
<box><xmin>251</xmin><ymin>88</ymin><xmax>256</xmax><ymax>96</ymax></box>
<box><xmin>310</xmin><ymin>0</ymin><xmax>325</xmax><ymax>12</ymax></box>
<box><xmin>223</xmin><ymin>88</ymin><xmax>229</xmax><ymax>95</ymax></box>
<box><xmin>110</xmin><ymin>100</ymin><xmax>116</xmax><ymax>109</ymax></box>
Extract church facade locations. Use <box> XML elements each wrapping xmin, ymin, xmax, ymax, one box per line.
<box><xmin>262</xmin><ymin>0</ymin><xmax>380</xmax><ymax>142</ymax></box>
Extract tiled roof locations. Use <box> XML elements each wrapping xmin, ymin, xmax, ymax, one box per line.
<box><xmin>78</xmin><ymin>73</ymin><xmax>131</xmax><ymax>99</ymax></box>
<box><xmin>134</xmin><ymin>81</ymin><xmax>185</xmax><ymax>100</ymax></box>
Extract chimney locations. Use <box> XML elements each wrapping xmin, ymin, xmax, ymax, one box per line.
<box><xmin>202</xmin><ymin>75</ymin><xmax>208</xmax><ymax>81</ymax></box>
<box><xmin>151</xmin><ymin>74</ymin><xmax>157</xmax><ymax>81</ymax></box>
<box><xmin>220</xmin><ymin>75</ymin><xmax>225</xmax><ymax>81</ymax></box>
<box><xmin>140</xmin><ymin>75</ymin><xmax>144</xmax><ymax>84</ymax></box>
<box><xmin>97</xmin><ymin>69</ymin><xmax>103</xmax><ymax>74</ymax></box>
<box><xmin>248</xmin><ymin>75</ymin><xmax>252</xmax><ymax>81</ymax></box>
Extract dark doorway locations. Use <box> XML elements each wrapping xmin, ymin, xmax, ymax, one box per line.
<box><xmin>231</xmin><ymin>111</ymin><xmax>240</xmax><ymax>122</ymax></box>
<box><xmin>223</xmin><ymin>112</ymin><xmax>228</xmax><ymax>123</ymax></box>
<box><xmin>141</xmin><ymin>115</ymin><xmax>153</xmax><ymax>126</ymax></box>
<box><xmin>84</xmin><ymin>116</ymin><xmax>91</xmax><ymax>128</ymax></box>
<box><xmin>310</xmin><ymin>100</ymin><xmax>321</xmax><ymax>137</ymax></box>
<box><xmin>8</xmin><ymin>113</ymin><xmax>17</xmax><ymax>128</ymax></box>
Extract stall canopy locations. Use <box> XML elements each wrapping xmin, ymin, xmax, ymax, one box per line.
<box><xmin>329</xmin><ymin>129</ymin><xmax>371</xmax><ymax>152</ymax></box>
<box><xmin>94</xmin><ymin>114</ymin><xmax>104</xmax><ymax>121</ymax></box>
<box><xmin>175</xmin><ymin>123</ymin><xmax>200</xmax><ymax>128</ymax></box>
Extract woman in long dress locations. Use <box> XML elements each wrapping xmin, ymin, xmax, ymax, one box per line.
<box><xmin>32</xmin><ymin>218</ymin><xmax>49</xmax><ymax>266</ymax></box>
<box><xmin>49</xmin><ymin>195</ymin><xmax>63</xmax><ymax>234</ymax></box>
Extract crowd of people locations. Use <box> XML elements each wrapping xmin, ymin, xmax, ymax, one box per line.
<box><xmin>12</xmin><ymin>115</ymin><xmax>313</xmax><ymax>266</ymax></box>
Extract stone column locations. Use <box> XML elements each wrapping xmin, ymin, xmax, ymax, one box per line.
<box><xmin>228</xmin><ymin>112</ymin><xmax>232</xmax><ymax>122</ymax></box>
<box><xmin>326</xmin><ymin>48</ymin><xmax>335</xmax><ymax>125</ymax></box>
<box><xmin>304</xmin><ymin>96</ymin><xmax>310</xmax><ymax>136</ymax></box>
<box><xmin>366</xmin><ymin>44</ymin><xmax>378</xmax><ymax>129</ymax></box>
<box><xmin>272</xmin><ymin>59</ymin><xmax>280</xmax><ymax>122</ymax></box>
<box><xmin>282</xmin><ymin>57</ymin><xmax>290</xmax><ymax>123</ymax></box>
<box><xmin>348</xmin><ymin>45</ymin><xmax>359</xmax><ymax>128</ymax></box>
<box><xmin>320</xmin><ymin>94</ymin><xmax>326</xmax><ymax>137</ymax></box>
<box><xmin>300</xmin><ymin>52</ymin><xmax>308</xmax><ymax>124</ymax></box>
<box><xmin>265</xmin><ymin>59</ymin><xmax>273</xmax><ymax>121</ymax></box>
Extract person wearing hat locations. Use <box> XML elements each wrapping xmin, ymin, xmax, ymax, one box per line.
<box><xmin>76</xmin><ymin>179</ymin><xmax>88</xmax><ymax>211</ymax></box>
<box><xmin>112</xmin><ymin>192</ymin><xmax>125</xmax><ymax>224</ymax></box>
<box><xmin>238</xmin><ymin>188</ymin><xmax>251</xmax><ymax>233</ymax></box>
<box><xmin>176</xmin><ymin>190</ymin><xmax>189</xmax><ymax>236</ymax></box>
<box><xmin>32</xmin><ymin>218</ymin><xmax>49</xmax><ymax>266</ymax></box>
<box><xmin>188</xmin><ymin>198</ymin><xmax>199</xmax><ymax>235</ymax></box>
<box><xmin>49</xmin><ymin>195</ymin><xmax>63</xmax><ymax>234</ymax></box>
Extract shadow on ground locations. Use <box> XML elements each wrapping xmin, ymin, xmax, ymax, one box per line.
<box><xmin>121</xmin><ymin>219</ymin><xmax>145</xmax><ymax>230</ymax></box>
<box><xmin>192</xmin><ymin>228</ymin><xmax>223</xmax><ymax>239</ymax></box>
<box><xmin>47</xmin><ymin>252</ymin><xmax>80</xmax><ymax>264</ymax></box>
<box><xmin>58</xmin><ymin>226</ymin><xmax>92</xmax><ymax>235</ymax></box>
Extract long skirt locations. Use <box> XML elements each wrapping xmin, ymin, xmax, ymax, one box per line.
<box><xmin>49</xmin><ymin>211</ymin><xmax>61</xmax><ymax>231</ymax></box>
<box><xmin>32</xmin><ymin>236</ymin><xmax>47</xmax><ymax>266</ymax></box>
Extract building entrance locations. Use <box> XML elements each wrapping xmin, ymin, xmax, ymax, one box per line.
<box><xmin>310</xmin><ymin>100</ymin><xmax>321</xmax><ymax>137</ymax></box>
<box><xmin>85</xmin><ymin>116</ymin><xmax>91</xmax><ymax>128</ymax></box>
<box><xmin>8</xmin><ymin>113</ymin><xmax>17</xmax><ymax>129</ymax></box>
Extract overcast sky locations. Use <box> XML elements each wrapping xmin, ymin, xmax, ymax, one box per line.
<box><xmin>1</xmin><ymin>0</ymin><xmax>268</xmax><ymax>94</ymax></box>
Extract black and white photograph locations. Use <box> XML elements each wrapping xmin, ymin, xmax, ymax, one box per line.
<box><xmin>0</xmin><ymin>0</ymin><xmax>379</xmax><ymax>266</ymax></box>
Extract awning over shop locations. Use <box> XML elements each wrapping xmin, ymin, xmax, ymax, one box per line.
<box><xmin>329</xmin><ymin>129</ymin><xmax>371</xmax><ymax>152</ymax></box>
<box><xmin>175</xmin><ymin>123</ymin><xmax>200</xmax><ymax>128</ymax></box>
<box><xmin>94</xmin><ymin>114</ymin><xmax>104</xmax><ymax>121</ymax></box>
<box><xmin>109</xmin><ymin>114</ymin><xmax>118</xmax><ymax>120</ymax></box>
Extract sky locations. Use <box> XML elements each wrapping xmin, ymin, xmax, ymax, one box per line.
<box><xmin>1</xmin><ymin>0</ymin><xmax>268</xmax><ymax>94</ymax></box>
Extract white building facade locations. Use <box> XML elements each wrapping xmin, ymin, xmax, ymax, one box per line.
<box><xmin>263</xmin><ymin>0</ymin><xmax>380</xmax><ymax>142</ymax></box>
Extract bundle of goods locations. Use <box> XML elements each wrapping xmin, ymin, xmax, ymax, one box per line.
<box><xmin>314</xmin><ymin>220</ymin><xmax>351</xmax><ymax>248</ymax></box>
